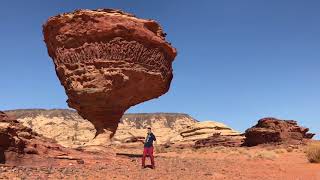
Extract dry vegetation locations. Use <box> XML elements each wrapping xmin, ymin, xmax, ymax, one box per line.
<box><xmin>253</xmin><ymin>150</ymin><xmax>278</xmax><ymax>160</ymax></box>
<box><xmin>306</xmin><ymin>142</ymin><xmax>320</xmax><ymax>163</ymax></box>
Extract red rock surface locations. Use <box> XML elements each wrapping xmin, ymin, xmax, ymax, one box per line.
<box><xmin>1</xmin><ymin>111</ymin><xmax>63</xmax><ymax>164</ymax></box>
<box><xmin>0</xmin><ymin>111</ymin><xmax>105</xmax><ymax>166</ymax></box>
<box><xmin>1</xmin><ymin>112</ymin><xmax>319</xmax><ymax>179</ymax></box>
<box><xmin>43</xmin><ymin>9</ymin><xmax>177</xmax><ymax>143</ymax></box>
<box><xmin>194</xmin><ymin>133</ymin><xmax>244</xmax><ymax>148</ymax></box>
<box><xmin>2</xmin><ymin>143</ymin><xmax>320</xmax><ymax>179</ymax></box>
<box><xmin>243</xmin><ymin>117</ymin><xmax>315</xmax><ymax>146</ymax></box>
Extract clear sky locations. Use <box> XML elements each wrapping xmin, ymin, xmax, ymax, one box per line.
<box><xmin>1</xmin><ymin>1</ymin><xmax>319</xmax><ymax>138</ymax></box>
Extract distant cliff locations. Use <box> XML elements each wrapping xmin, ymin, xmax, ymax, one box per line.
<box><xmin>5</xmin><ymin>109</ymin><xmax>197</xmax><ymax>126</ymax></box>
<box><xmin>5</xmin><ymin>109</ymin><xmax>240</xmax><ymax>148</ymax></box>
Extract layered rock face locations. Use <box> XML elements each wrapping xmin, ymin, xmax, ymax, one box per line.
<box><xmin>114</xmin><ymin>115</ymin><xmax>241</xmax><ymax>145</ymax></box>
<box><xmin>0</xmin><ymin>111</ymin><xmax>26</xmax><ymax>162</ymax></box>
<box><xmin>243</xmin><ymin>117</ymin><xmax>315</xmax><ymax>146</ymax></box>
<box><xmin>114</xmin><ymin>113</ymin><xmax>198</xmax><ymax>144</ymax></box>
<box><xmin>179</xmin><ymin>121</ymin><xmax>240</xmax><ymax>141</ymax></box>
<box><xmin>194</xmin><ymin>133</ymin><xmax>244</xmax><ymax>148</ymax></box>
<box><xmin>5</xmin><ymin>109</ymin><xmax>96</xmax><ymax>148</ymax></box>
<box><xmin>6</xmin><ymin>109</ymin><xmax>240</xmax><ymax>147</ymax></box>
<box><xmin>187</xmin><ymin>121</ymin><xmax>244</xmax><ymax>148</ymax></box>
<box><xmin>43</xmin><ymin>9</ymin><xmax>177</xmax><ymax>143</ymax></box>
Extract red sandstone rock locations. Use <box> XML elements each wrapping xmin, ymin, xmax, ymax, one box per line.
<box><xmin>43</xmin><ymin>9</ymin><xmax>177</xmax><ymax>144</ymax></box>
<box><xmin>194</xmin><ymin>133</ymin><xmax>244</xmax><ymax>148</ymax></box>
<box><xmin>0</xmin><ymin>111</ymin><xmax>75</xmax><ymax>165</ymax></box>
<box><xmin>243</xmin><ymin>117</ymin><xmax>315</xmax><ymax>146</ymax></box>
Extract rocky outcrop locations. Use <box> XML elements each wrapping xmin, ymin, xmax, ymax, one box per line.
<box><xmin>5</xmin><ymin>109</ymin><xmax>241</xmax><ymax>147</ymax></box>
<box><xmin>6</xmin><ymin>109</ymin><xmax>96</xmax><ymax>148</ymax></box>
<box><xmin>179</xmin><ymin>121</ymin><xmax>240</xmax><ymax>141</ymax></box>
<box><xmin>194</xmin><ymin>133</ymin><xmax>244</xmax><ymax>148</ymax></box>
<box><xmin>0</xmin><ymin>111</ymin><xmax>75</xmax><ymax>165</ymax></box>
<box><xmin>189</xmin><ymin>122</ymin><xmax>244</xmax><ymax>148</ymax></box>
<box><xmin>243</xmin><ymin>117</ymin><xmax>315</xmax><ymax>146</ymax></box>
<box><xmin>0</xmin><ymin>111</ymin><xmax>26</xmax><ymax>162</ymax></box>
<box><xmin>43</xmin><ymin>9</ymin><xmax>177</xmax><ymax>144</ymax></box>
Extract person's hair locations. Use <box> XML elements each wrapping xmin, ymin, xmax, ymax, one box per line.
<box><xmin>147</xmin><ymin>127</ymin><xmax>151</xmax><ymax>130</ymax></box>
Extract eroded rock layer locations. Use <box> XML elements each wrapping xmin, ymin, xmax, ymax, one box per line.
<box><xmin>0</xmin><ymin>111</ymin><xmax>74</xmax><ymax>165</ymax></box>
<box><xmin>5</xmin><ymin>109</ymin><xmax>241</xmax><ymax>147</ymax></box>
<box><xmin>43</xmin><ymin>9</ymin><xmax>177</xmax><ymax>143</ymax></box>
<box><xmin>243</xmin><ymin>117</ymin><xmax>315</xmax><ymax>146</ymax></box>
<box><xmin>194</xmin><ymin>133</ymin><xmax>244</xmax><ymax>148</ymax></box>
<box><xmin>179</xmin><ymin>121</ymin><xmax>240</xmax><ymax>141</ymax></box>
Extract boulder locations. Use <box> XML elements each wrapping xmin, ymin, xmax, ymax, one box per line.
<box><xmin>43</xmin><ymin>9</ymin><xmax>177</xmax><ymax>145</ymax></box>
<box><xmin>243</xmin><ymin>117</ymin><xmax>315</xmax><ymax>146</ymax></box>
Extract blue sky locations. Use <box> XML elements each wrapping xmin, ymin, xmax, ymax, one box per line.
<box><xmin>1</xmin><ymin>1</ymin><xmax>319</xmax><ymax>138</ymax></box>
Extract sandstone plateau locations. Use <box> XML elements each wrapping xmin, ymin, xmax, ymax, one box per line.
<box><xmin>43</xmin><ymin>9</ymin><xmax>177</xmax><ymax>144</ymax></box>
<box><xmin>5</xmin><ymin>109</ymin><xmax>241</xmax><ymax>148</ymax></box>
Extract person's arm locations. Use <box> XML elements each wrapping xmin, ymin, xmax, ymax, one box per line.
<box><xmin>152</xmin><ymin>134</ymin><xmax>156</xmax><ymax>141</ymax></box>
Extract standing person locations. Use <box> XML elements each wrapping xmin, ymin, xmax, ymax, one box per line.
<box><xmin>142</xmin><ymin>127</ymin><xmax>156</xmax><ymax>169</ymax></box>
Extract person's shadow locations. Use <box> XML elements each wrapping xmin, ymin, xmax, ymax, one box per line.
<box><xmin>144</xmin><ymin>165</ymin><xmax>154</xmax><ymax>169</ymax></box>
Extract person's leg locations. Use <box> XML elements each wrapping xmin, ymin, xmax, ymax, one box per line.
<box><xmin>149</xmin><ymin>146</ymin><xmax>155</xmax><ymax>168</ymax></box>
<box><xmin>142</xmin><ymin>147</ymin><xmax>147</xmax><ymax>168</ymax></box>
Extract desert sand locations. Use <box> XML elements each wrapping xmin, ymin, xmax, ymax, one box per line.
<box><xmin>1</xmin><ymin>110</ymin><xmax>319</xmax><ymax>180</ymax></box>
<box><xmin>1</xmin><ymin>144</ymin><xmax>319</xmax><ymax>180</ymax></box>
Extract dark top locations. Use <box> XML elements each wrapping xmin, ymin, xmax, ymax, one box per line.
<box><xmin>144</xmin><ymin>133</ymin><xmax>156</xmax><ymax>147</ymax></box>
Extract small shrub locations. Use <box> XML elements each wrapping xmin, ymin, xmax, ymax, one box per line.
<box><xmin>306</xmin><ymin>143</ymin><xmax>320</xmax><ymax>163</ymax></box>
<box><xmin>246</xmin><ymin>154</ymin><xmax>253</xmax><ymax>159</ymax></box>
<box><xmin>266</xmin><ymin>146</ymin><xmax>275</xmax><ymax>151</ymax></box>
<box><xmin>236</xmin><ymin>148</ymin><xmax>247</xmax><ymax>155</ymax></box>
<box><xmin>254</xmin><ymin>151</ymin><xmax>278</xmax><ymax>160</ymax></box>
<box><xmin>215</xmin><ymin>146</ymin><xmax>226</xmax><ymax>151</ymax></box>
<box><xmin>286</xmin><ymin>147</ymin><xmax>293</xmax><ymax>153</ymax></box>
<box><xmin>274</xmin><ymin>149</ymin><xmax>286</xmax><ymax>154</ymax></box>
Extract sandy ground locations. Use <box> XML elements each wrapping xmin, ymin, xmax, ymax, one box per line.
<box><xmin>0</xmin><ymin>145</ymin><xmax>319</xmax><ymax>180</ymax></box>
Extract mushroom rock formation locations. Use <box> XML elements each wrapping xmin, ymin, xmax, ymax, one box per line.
<box><xmin>243</xmin><ymin>117</ymin><xmax>315</xmax><ymax>146</ymax></box>
<box><xmin>43</xmin><ymin>9</ymin><xmax>177</xmax><ymax>145</ymax></box>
